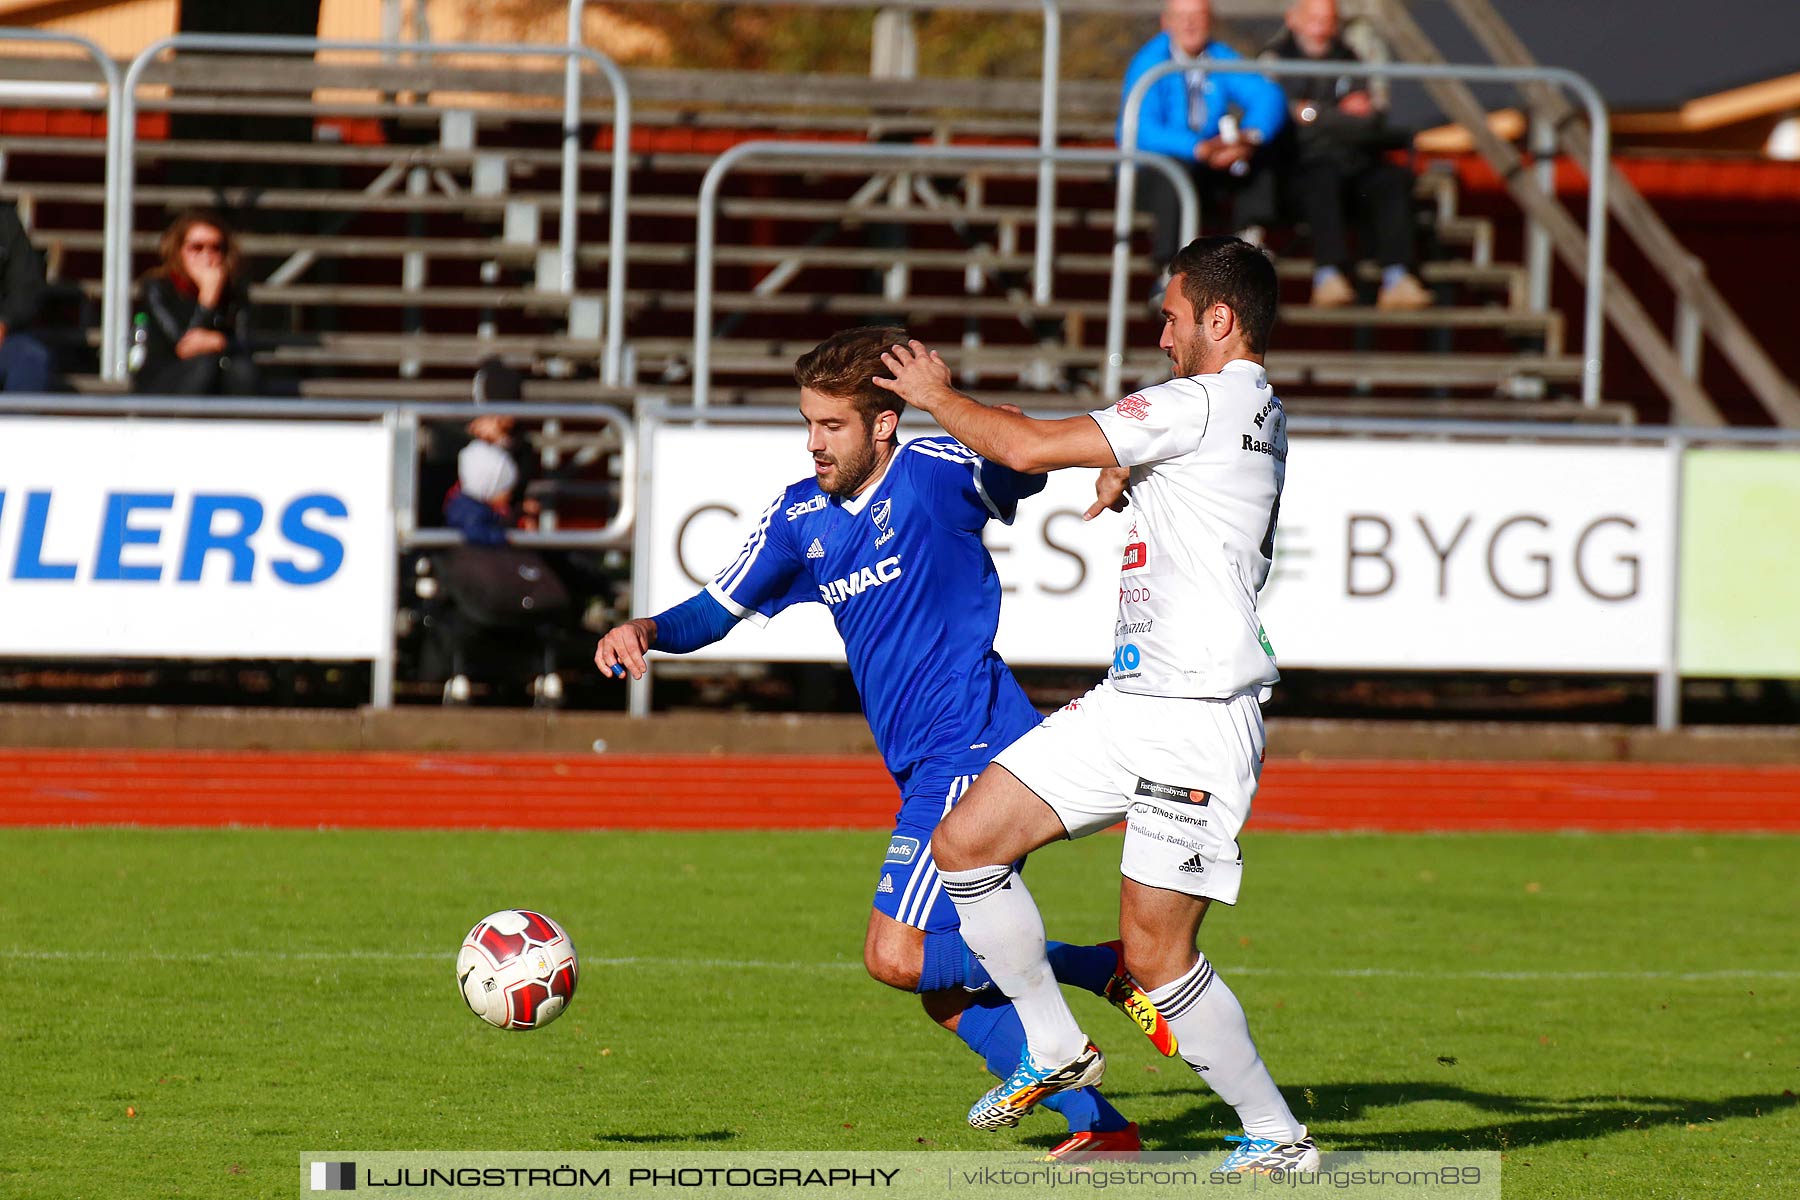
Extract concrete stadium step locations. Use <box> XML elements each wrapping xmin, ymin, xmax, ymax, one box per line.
<box><xmin>59</xmin><ymin>369</ymin><xmax>1620</xmax><ymax>427</ymax></box>
<box><xmin>249</xmin><ymin>333</ymin><xmax>604</xmax><ymax>368</ymax></box>
<box><xmin>0</xmin><ymin>140</ymin><xmax>1123</xmax><ymax>183</ymax></box>
<box><xmin>639</xmin><ymin>290</ymin><xmax>1560</xmax><ymax>345</ymax></box>
<box><xmin>1279</xmin><ymin>396</ymin><xmax>1630</xmax><ymax>422</ymax></box>
<box><xmin>220</xmin><ymin>329</ymin><xmax>1578</xmax><ymax>390</ymax></box>
<box><xmin>70</xmin><ymin>279</ymin><xmax>590</xmax><ymax>313</ymax></box>
<box><xmin>626</xmin><ymin>194</ymin><xmax>1155</xmax><ymax>232</ymax></box>
<box><xmin>630</xmin><ymin>337</ymin><xmax>1584</xmax><ymax>389</ymax></box>
<box><xmin>64</xmin><ymin>274</ymin><xmax>1552</xmax><ymax>342</ymax></box>
<box><xmin>0</xmin><ymin>181</ymin><xmax>607</xmax><ymax>216</ymax></box>
<box><xmin>27</xmin><ymin>229</ymin><xmax>1528</xmax><ymax>308</ymax></box>
<box><xmin>286</xmin><ymin>376</ymin><xmax>635</xmax><ymax>403</ymax></box>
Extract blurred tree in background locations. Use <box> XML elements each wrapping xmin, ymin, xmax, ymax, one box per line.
<box><xmin>471</xmin><ymin>1</ymin><xmax>1158</xmax><ymax>80</ymax></box>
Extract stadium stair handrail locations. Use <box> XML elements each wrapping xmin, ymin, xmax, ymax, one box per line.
<box><xmin>0</xmin><ymin>30</ymin><xmax>124</xmax><ymax>396</ymax></box>
<box><xmin>112</xmin><ymin>35</ymin><xmax>632</xmax><ymax>388</ymax></box>
<box><xmin>1430</xmin><ymin>0</ymin><xmax>1800</xmax><ymax>428</ymax></box>
<box><xmin>689</xmin><ymin>140</ymin><xmax>1200</xmax><ymax>410</ymax></box>
<box><xmin>1118</xmin><ymin>55</ymin><xmax>1611</xmax><ymax>406</ymax></box>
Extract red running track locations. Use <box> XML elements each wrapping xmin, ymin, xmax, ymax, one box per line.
<box><xmin>2</xmin><ymin>749</ymin><xmax>1798</xmax><ymax>832</ymax></box>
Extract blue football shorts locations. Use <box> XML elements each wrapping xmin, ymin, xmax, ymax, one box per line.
<box><xmin>871</xmin><ymin>770</ymin><xmax>980</xmax><ymax>934</ymax></box>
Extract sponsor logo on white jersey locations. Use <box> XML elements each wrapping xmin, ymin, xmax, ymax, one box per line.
<box><xmin>1122</xmin><ymin>522</ymin><xmax>1147</xmax><ymax>571</ymax></box>
<box><xmin>1241</xmin><ymin>432</ymin><xmax>1287</xmax><ymax>460</ymax></box>
<box><xmin>1116</xmin><ymin>393</ymin><xmax>1152</xmax><ymax>421</ymax></box>
<box><xmin>806</xmin><ymin>537</ymin><xmax>825</xmax><ymax>559</ymax></box>
<box><xmin>818</xmin><ymin>555</ymin><xmax>902</xmax><ymax>606</ymax></box>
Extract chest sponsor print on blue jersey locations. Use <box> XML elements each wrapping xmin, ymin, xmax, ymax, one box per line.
<box><xmin>818</xmin><ymin>555</ymin><xmax>902</xmax><ymax>605</ymax></box>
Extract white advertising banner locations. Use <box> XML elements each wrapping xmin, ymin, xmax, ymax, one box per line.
<box><xmin>0</xmin><ymin>418</ymin><xmax>394</xmax><ymax>659</ymax></box>
<box><xmin>645</xmin><ymin>424</ymin><xmax>1128</xmax><ymax>667</ymax></box>
<box><xmin>645</xmin><ymin>426</ymin><xmax>1677</xmax><ymax>673</ymax></box>
<box><xmin>1257</xmin><ymin>441</ymin><xmax>1676</xmax><ymax>672</ymax></box>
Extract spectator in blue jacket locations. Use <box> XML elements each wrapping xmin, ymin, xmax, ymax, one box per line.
<box><xmin>1120</xmin><ymin>0</ymin><xmax>1288</xmax><ymax>265</ymax></box>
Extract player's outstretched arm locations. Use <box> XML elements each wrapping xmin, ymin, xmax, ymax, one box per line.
<box><xmin>594</xmin><ymin>590</ymin><xmax>741</xmax><ymax>681</ymax></box>
<box><xmin>874</xmin><ymin>339</ymin><xmax>1117</xmax><ymax>475</ymax></box>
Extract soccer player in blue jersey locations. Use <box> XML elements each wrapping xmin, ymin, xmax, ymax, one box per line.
<box><xmin>595</xmin><ymin>327</ymin><xmax>1171</xmax><ymax>1158</ymax></box>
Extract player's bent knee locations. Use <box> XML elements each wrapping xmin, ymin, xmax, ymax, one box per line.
<box><xmin>1120</xmin><ymin>940</ymin><xmax>1193</xmax><ymax>990</ymax></box>
<box><xmin>929</xmin><ymin>816</ymin><xmax>985</xmax><ymax>873</ymax></box>
<box><xmin>862</xmin><ymin>937</ymin><xmax>922</xmax><ymax>991</ymax></box>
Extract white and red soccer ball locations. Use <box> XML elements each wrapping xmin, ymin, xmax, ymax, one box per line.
<box><xmin>457</xmin><ymin>910</ymin><xmax>578</xmax><ymax>1030</ymax></box>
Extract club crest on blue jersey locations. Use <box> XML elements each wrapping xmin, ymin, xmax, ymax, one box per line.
<box><xmin>885</xmin><ymin>835</ymin><xmax>921</xmax><ymax>864</ymax></box>
<box><xmin>873</xmin><ymin>498</ymin><xmax>896</xmax><ymax>548</ymax></box>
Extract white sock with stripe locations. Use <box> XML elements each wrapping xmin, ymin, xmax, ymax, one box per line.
<box><xmin>940</xmin><ymin>864</ymin><xmax>1089</xmax><ymax>1068</ymax></box>
<box><xmin>1146</xmin><ymin>953</ymin><xmax>1305</xmax><ymax>1142</ymax></box>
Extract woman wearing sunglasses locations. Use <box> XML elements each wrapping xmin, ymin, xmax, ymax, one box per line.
<box><xmin>131</xmin><ymin>208</ymin><xmax>259</xmax><ymax>397</ymax></box>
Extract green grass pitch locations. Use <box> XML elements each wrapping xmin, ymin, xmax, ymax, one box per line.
<box><xmin>1</xmin><ymin>828</ymin><xmax>1794</xmax><ymax>1198</ymax></box>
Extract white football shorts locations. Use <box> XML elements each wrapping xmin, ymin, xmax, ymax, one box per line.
<box><xmin>993</xmin><ymin>680</ymin><xmax>1266</xmax><ymax>903</ymax></box>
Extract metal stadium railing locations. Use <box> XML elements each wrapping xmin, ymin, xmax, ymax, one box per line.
<box><xmin>1118</xmin><ymin>57</ymin><xmax>1611</xmax><ymax>406</ymax></box>
<box><xmin>112</xmin><ymin>34</ymin><xmax>633</xmax><ymax>387</ymax></box>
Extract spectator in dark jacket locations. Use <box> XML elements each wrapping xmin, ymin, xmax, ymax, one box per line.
<box><xmin>0</xmin><ymin>200</ymin><xmax>54</xmax><ymax>393</ymax></box>
<box><xmin>1262</xmin><ymin>0</ymin><xmax>1430</xmax><ymax>310</ymax></box>
<box><xmin>131</xmin><ymin>209</ymin><xmax>260</xmax><ymax>395</ymax></box>
<box><xmin>445</xmin><ymin>438</ymin><xmax>537</xmax><ymax>546</ymax></box>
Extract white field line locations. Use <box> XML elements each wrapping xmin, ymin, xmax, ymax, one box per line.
<box><xmin>1</xmin><ymin>948</ymin><xmax>1795</xmax><ymax>982</ymax></box>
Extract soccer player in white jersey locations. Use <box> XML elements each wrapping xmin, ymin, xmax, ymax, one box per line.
<box><xmin>875</xmin><ymin>237</ymin><xmax>1318</xmax><ymax>1174</ymax></box>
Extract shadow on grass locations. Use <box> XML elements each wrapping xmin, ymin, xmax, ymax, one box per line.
<box><xmin>1044</xmin><ymin>1084</ymin><xmax>1797</xmax><ymax>1153</ymax></box>
<box><xmin>592</xmin><ymin>1130</ymin><xmax>737</xmax><ymax>1146</ymax></box>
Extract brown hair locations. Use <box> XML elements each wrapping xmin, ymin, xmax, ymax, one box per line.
<box><xmin>154</xmin><ymin>208</ymin><xmax>241</xmax><ymax>288</ymax></box>
<box><xmin>793</xmin><ymin>326</ymin><xmax>910</xmax><ymax>428</ymax></box>
<box><xmin>1168</xmin><ymin>236</ymin><xmax>1278</xmax><ymax>355</ymax></box>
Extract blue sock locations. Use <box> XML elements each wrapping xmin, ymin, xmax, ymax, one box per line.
<box><xmin>918</xmin><ymin>930</ymin><xmax>970</xmax><ymax>993</ymax></box>
<box><xmin>955</xmin><ymin>1000</ymin><xmax>1129</xmax><ymax>1133</ymax></box>
<box><xmin>921</xmin><ymin>932</ymin><xmax>1114</xmax><ymax>997</ymax></box>
<box><xmin>1046</xmin><ymin>941</ymin><xmax>1117</xmax><ymax>997</ymax></box>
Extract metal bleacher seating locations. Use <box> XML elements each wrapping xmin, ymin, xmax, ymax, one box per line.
<box><xmin>0</xmin><ymin>40</ymin><xmax>1624</xmax><ymax>421</ymax></box>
